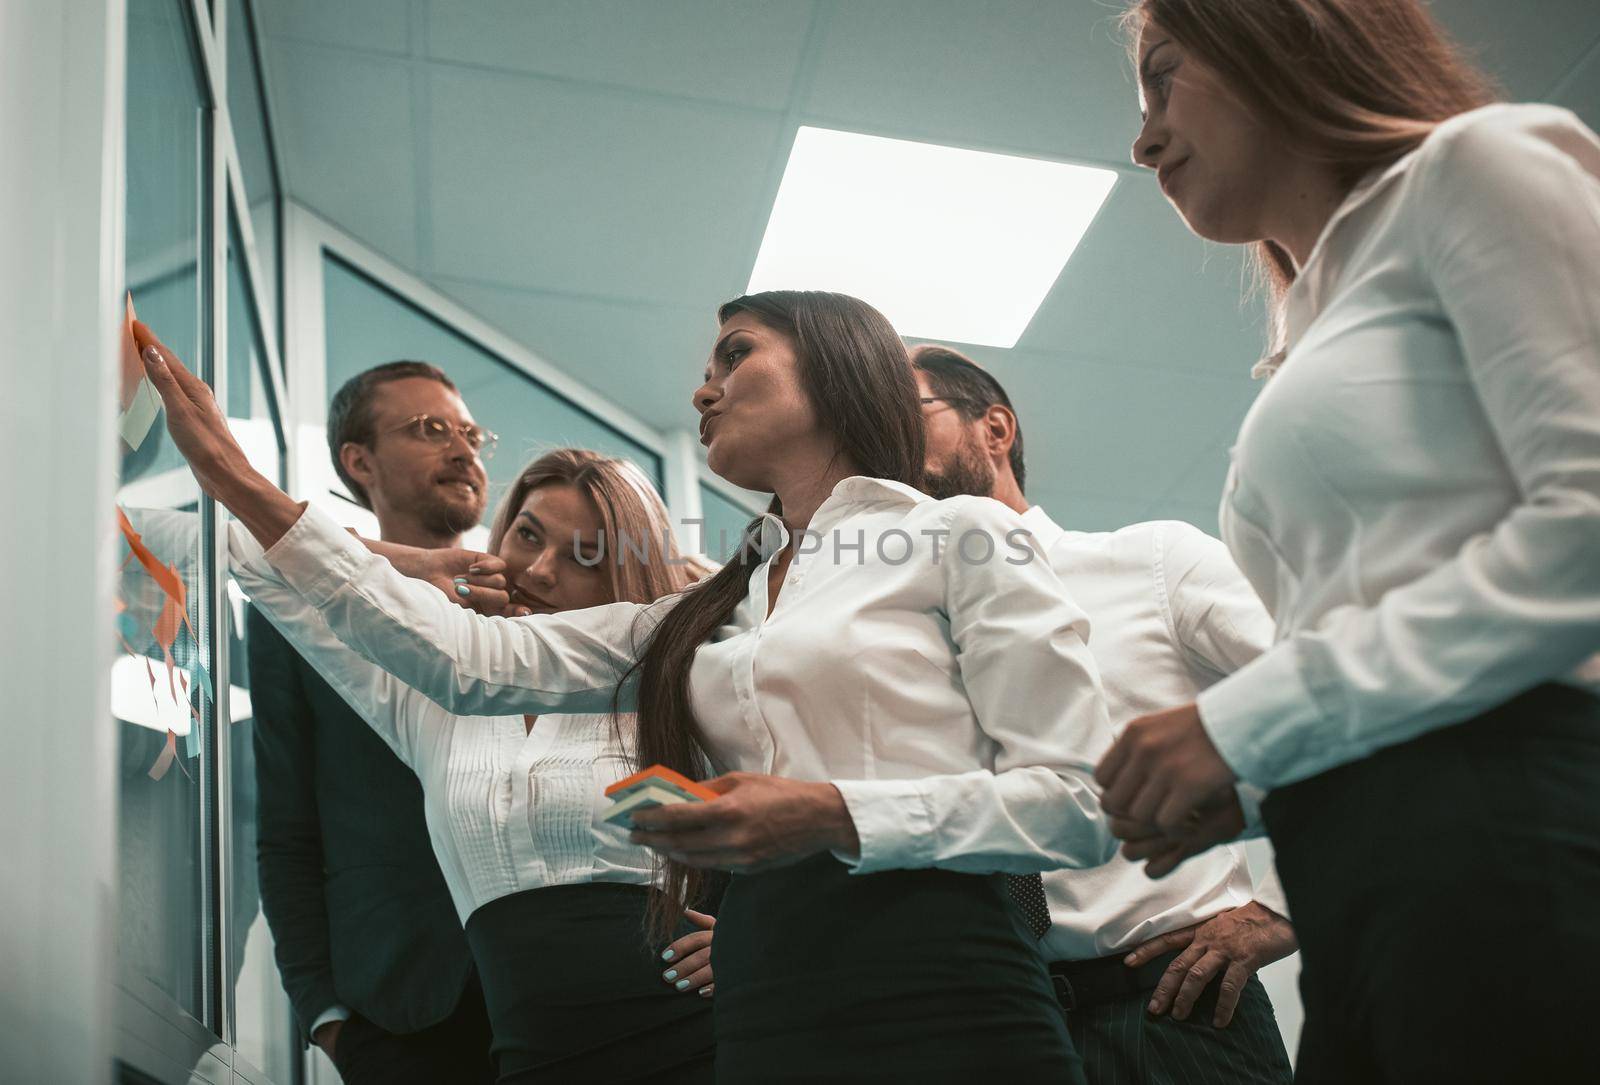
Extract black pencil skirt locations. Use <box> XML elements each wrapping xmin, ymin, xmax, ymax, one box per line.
<box><xmin>1261</xmin><ymin>683</ymin><xmax>1600</xmax><ymax>1084</ymax></box>
<box><xmin>711</xmin><ymin>852</ymin><xmax>1085</xmax><ymax>1083</ymax></box>
<box><xmin>463</xmin><ymin>883</ymin><xmax>715</xmax><ymax>1083</ymax></box>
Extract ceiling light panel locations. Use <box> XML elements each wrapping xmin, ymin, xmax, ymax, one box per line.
<box><xmin>748</xmin><ymin>126</ymin><xmax>1117</xmax><ymax>348</ymax></box>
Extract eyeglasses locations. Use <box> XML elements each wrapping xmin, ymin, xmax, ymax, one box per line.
<box><xmin>379</xmin><ymin>414</ymin><xmax>499</xmax><ymax>460</ymax></box>
<box><xmin>919</xmin><ymin>396</ymin><xmax>985</xmax><ymax>414</ymax></box>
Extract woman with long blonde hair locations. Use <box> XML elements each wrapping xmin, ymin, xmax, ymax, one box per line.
<box><xmin>170</xmin><ymin>446</ymin><xmax>718</xmax><ymax>1082</ymax></box>
<box><xmin>1092</xmin><ymin>1</ymin><xmax>1600</xmax><ymax>1079</ymax></box>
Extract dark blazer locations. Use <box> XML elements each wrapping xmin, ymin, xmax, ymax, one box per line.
<box><xmin>248</xmin><ymin>604</ymin><xmax>473</xmax><ymax>1040</ymax></box>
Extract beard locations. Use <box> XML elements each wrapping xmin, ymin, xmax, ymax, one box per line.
<box><xmin>923</xmin><ymin>438</ymin><xmax>996</xmax><ymax>502</ymax></box>
<box><xmin>402</xmin><ymin>477</ymin><xmax>487</xmax><ymax>537</ymax></box>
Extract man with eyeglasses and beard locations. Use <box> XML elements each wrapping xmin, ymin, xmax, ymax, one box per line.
<box><xmin>251</xmin><ymin>361</ymin><xmax>499</xmax><ymax>1084</ymax></box>
<box><xmin>912</xmin><ymin>343</ymin><xmax>1295</xmax><ymax>1085</ymax></box>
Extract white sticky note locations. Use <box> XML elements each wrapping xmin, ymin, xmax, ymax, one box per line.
<box><xmin>119</xmin><ymin>376</ymin><xmax>162</xmax><ymax>450</ymax></box>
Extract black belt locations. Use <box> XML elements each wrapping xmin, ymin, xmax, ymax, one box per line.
<box><xmin>1046</xmin><ymin>949</ymin><xmax>1181</xmax><ymax>1012</ymax></box>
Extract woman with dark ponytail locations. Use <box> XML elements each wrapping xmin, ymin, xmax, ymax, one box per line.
<box><xmin>136</xmin><ymin>289</ymin><xmax>1120</xmax><ymax>1081</ymax></box>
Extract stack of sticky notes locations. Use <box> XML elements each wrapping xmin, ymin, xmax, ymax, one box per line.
<box><xmin>603</xmin><ymin>764</ymin><xmax>718</xmax><ymax>829</ymax></box>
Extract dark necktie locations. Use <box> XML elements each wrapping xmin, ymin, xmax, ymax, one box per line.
<box><xmin>1006</xmin><ymin>873</ymin><xmax>1051</xmax><ymax>939</ymax></box>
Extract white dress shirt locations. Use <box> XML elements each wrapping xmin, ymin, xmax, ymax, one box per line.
<box><xmin>196</xmin><ymin>514</ymin><xmax>660</xmax><ymax>925</ymax></box>
<box><xmin>1021</xmin><ymin>509</ymin><xmax>1288</xmax><ymax>961</ymax></box>
<box><xmin>1196</xmin><ymin>104</ymin><xmax>1600</xmax><ymax>789</ymax></box>
<box><xmin>260</xmin><ymin>477</ymin><xmax>1120</xmax><ymax>876</ymax></box>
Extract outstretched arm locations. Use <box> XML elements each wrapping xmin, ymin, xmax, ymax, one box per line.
<box><xmin>134</xmin><ymin>324</ymin><xmax>669</xmax><ymax>717</ymax></box>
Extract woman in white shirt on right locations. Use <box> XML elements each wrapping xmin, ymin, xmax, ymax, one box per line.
<box><xmin>1095</xmin><ymin>2</ymin><xmax>1600</xmax><ymax>1082</ymax></box>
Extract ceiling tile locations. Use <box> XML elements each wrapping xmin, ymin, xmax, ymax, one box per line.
<box><xmin>1433</xmin><ymin>0</ymin><xmax>1600</xmax><ymax>99</ymax></box>
<box><xmin>927</xmin><ymin>343</ymin><xmax>1258</xmax><ymax>504</ymax></box>
<box><xmin>426</xmin><ymin>66</ymin><xmax>786</xmax><ymax>302</ymax></box>
<box><xmin>425</xmin><ymin>0</ymin><xmax>816</xmax><ymax>110</ymax></box>
<box><xmin>256</xmin><ymin>0</ymin><xmax>411</xmax><ymax>55</ymax></box>
<box><xmin>266</xmin><ymin>41</ymin><xmax>419</xmax><ymax>267</ymax></box>
<box><xmin>803</xmin><ymin>0</ymin><xmax>1139</xmax><ymax>165</ymax></box>
<box><xmin>432</xmin><ymin>278</ymin><xmax>719</xmax><ymax>431</ymax></box>
<box><xmin>1550</xmin><ymin>43</ymin><xmax>1600</xmax><ymax>131</ymax></box>
<box><xmin>1019</xmin><ymin>180</ymin><xmax>1269</xmax><ymax>378</ymax></box>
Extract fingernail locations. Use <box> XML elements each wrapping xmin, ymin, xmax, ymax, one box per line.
<box><xmin>663</xmin><ymin>969</ymin><xmax>678</xmax><ymax>981</ymax></box>
<box><xmin>1147</xmin><ymin>1000</ymin><xmax>1159</xmax><ymax>1013</ymax></box>
<box><xmin>675</xmin><ymin>979</ymin><xmax>690</xmax><ymax>991</ymax></box>
<box><xmin>468</xmin><ymin>564</ymin><xmax>485</xmax><ymax>574</ymax></box>
<box><xmin>1124</xmin><ymin>953</ymin><xmax>1138</xmax><ymax>965</ymax></box>
<box><xmin>698</xmin><ymin>987</ymin><xmax>712</xmax><ymax>997</ymax></box>
<box><xmin>455</xmin><ymin>584</ymin><xmax>470</xmax><ymax>597</ymax></box>
<box><xmin>141</xmin><ymin>345</ymin><xmax>164</xmax><ymax>367</ymax></box>
<box><xmin>452</xmin><ymin>576</ymin><xmax>468</xmax><ymax>584</ymax></box>
<box><xmin>660</xmin><ymin>949</ymin><xmax>675</xmax><ymax>962</ymax></box>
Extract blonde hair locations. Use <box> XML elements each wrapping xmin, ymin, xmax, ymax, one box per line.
<box><xmin>1121</xmin><ymin>0</ymin><xmax>1498</xmax><ymax>340</ymax></box>
<box><xmin>486</xmin><ymin>448</ymin><xmax>714</xmax><ymax>606</ymax></box>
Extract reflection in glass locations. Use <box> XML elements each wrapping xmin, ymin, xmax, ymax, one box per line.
<box><xmin>117</xmin><ymin>0</ymin><xmax>208</xmax><ymax>1024</ymax></box>
<box><xmin>227</xmin><ymin>0</ymin><xmax>280</xmax><ymax>336</ymax></box>
<box><xmin>226</xmin><ymin>211</ymin><xmax>296</xmax><ymax>1082</ymax></box>
<box><xmin>323</xmin><ymin>257</ymin><xmax>665</xmax><ymax>518</ymax></box>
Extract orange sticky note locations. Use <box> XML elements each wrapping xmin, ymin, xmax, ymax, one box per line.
<box><xmin>147</xmin><ymin>730</ymin><xmax>177</xmax><ymax>780</ymax></box>
<box><xmin>604</xmin><ymin>764</ymin><xmax>720</xmax><ymax>803</ymax></box>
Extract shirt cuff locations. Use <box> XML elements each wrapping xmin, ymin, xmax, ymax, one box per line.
<box><xmin>263</xmin><ymin>503</ymin><xmax>373</xmax><ymax>607</ymax></box>
<box><xmin>1195</xmin><ymin>643</ymin><xmax>1326</xmax><ymax>789</ymax></box>
<box><xmin>829</xmin><ymin>778</ymin><xmax>935</xmax><ymax>874</ymax></box>
<box><xmin>309</xmin><ymin>1003</ymin><xmax>351</xmax><ymax>1038</ymax></box>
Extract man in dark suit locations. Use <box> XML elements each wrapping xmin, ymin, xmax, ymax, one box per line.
<box><xmin>252</xmin><ymin>361</ymin><xmax>496</xmax><ymax>1084</ymax></box>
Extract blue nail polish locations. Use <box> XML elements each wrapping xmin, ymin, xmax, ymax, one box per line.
<box><xmin>455</xmin><ymin>584</ymin><xmax>470</xmax><ymax>597</ymax></box>
<box><xmin>663</xmin><ymin>969</ymin><xmax>678</xmax><ymax>981</ymax></box>
<box><xmin>675</xmin><ymin>979</ymin><xmax>690</xmax><ymax>991</ymax></box>
<box><xmin>660</xmin><ymin>949</ymin><xmax>675</xmax><ymax>962</ymax></box>
<box><xmin>453</xmin><ymin>576</ymin><xmax>468</xmax><ymax>584</ymax></box>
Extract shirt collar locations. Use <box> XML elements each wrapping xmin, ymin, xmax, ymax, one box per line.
<box><xmin>741</xmin><ymin>476</ymin><xmax>930</xmax><ymax>560</ymax></box>
<box><xmin>1252</xmin><ymin>146</ymin><xmax>1424</xmax><ymax>380</ymax></box>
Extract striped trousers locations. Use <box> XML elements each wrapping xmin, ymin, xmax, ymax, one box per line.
<box><xmin>1062</xmin><ymin>974</ymin><xmax>1291</xmax><ymax>1085</ymax></box>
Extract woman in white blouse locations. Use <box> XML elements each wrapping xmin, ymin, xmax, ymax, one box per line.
<box><xmin>1095</xmin><ymin>1</ymin><xmax>1600</xmax><ymax>1080</ymax></box>
<box><xmin>227</xmin><ymin>447</ymin><xmax>718</xmax><ymax>1082</ymax></box>
<box><xmin>133</xmin><ymin>291</ymin><xmax>1118</xmax><ymax>1083</ymax></box>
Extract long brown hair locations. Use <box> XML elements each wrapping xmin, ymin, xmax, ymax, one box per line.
<box><xmin>626</xmin><ymin>290</ymin><xmax>925</xmax><ymax>934</ymax></box>
<box><xmin>1121</xmin><ymin>0</ymin><xmax>1498</xmax><ymax>340</ymax></box>
<box><xmin>486</xmin><ymin>446</ymin><xmax>714</xmax><ymax>604</ymax></box>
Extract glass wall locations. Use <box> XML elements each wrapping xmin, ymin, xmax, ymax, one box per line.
<box><xmin>225</xmin><ymin>0</ymin><xmax>280</xmax><ymax>339</ymax></box>
<box><xmin>225</xmin><ymin>207</ymin><xmax>295</xmax><ymax>1085</ymax></box>
<box><xmin>118</xmin><ymin>0</ymin><xmax>210</xmax><ymax>1034</ymax></box>
<box><xmin>118</xmin><ymin>2</ymin><xmax>294</xmax><ymax>1081</ymax></box>
<box><xmin>322</xmin><ymin>255</ymin><xmax>665</xmax><ymax>518</ymax></box>
<box><xmin>699</xmin><ymin>482</ymin><xmax>763</xmax><ymax>561</ymax></box>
